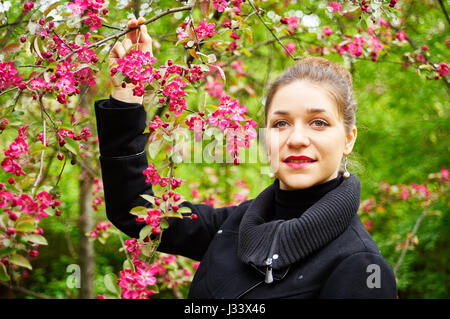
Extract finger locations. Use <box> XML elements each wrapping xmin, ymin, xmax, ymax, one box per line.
<box><xmin>110</xmin><ymin>42</ymin><xmax>126</xmax><ymax>61</ymax></box>
<box><xmin>126</xmin><ymin>19</ymin><xmax>138</xmax><ymax>43</ymax></box>
<box><xmin>122</xmin><ymin>38</ymin><xmax>133</xmax><ymax>53</ymax></box>
<box><xmin>138</xmin><ymin>24</ymin><xmax>153</xmax><ymax>54</ymax></box>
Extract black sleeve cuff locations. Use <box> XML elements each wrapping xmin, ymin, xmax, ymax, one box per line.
<box><xmin>94</xmin><ymin>97</ymin><xmax>149</xmax><ymax>157</ymax></box>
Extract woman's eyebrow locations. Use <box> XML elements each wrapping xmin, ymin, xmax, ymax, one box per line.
<box><xmin>271</xmin><ymin>108</ymin><xmax>328</xmax><ymax>116</ymax></box>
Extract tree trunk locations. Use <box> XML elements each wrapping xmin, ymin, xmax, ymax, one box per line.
<box><xmin>78</xmin><ymin>84</ymin><xmax>96</xmax><ymax>298</ymax></box>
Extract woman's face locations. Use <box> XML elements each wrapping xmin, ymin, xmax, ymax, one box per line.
<box><xmin>265</xmin><ymin>80</ymin><xmax>357</xmax><ymax>190</ymax></box>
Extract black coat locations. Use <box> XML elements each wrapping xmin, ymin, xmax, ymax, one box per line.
<box><xmin>94</xmin><ymin>97</ymin><xmax>398</xmax><ymax>299</ymax></box>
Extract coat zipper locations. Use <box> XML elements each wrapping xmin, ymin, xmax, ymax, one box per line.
<box><xmin>264</xmin><ymin>221</ymin><xmax>283</xmax><ymax>284</ymax></box>
<box><xmin>236</xmin><ymin>221</ymin><xmax>285</xmax><ymax>298</ymax></box>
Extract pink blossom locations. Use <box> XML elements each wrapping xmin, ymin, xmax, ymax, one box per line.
<box><xmin>212</xmin><ymin>0</ymin><xmax>229</xmax><ymax>12</ymax></box>
<box><xmin>161</xmin><ymin>255</ymin><xmax>176</xmax><ymax>264</ymax></box>
<box><xmin>437</xmin><ymin>62</ymin><xmax>448</xmax><ymax>77</ymax></box>
<box><xmin>192</xmin><ymin>261</ymin><xmax>200</xmax><ymax>270</ymax></box>
<box><xmin>440</xmin><ymin>167</ymin><xmax>450</xmax><ymax>184</ymax></box>
<box><xmin>163</xmin><ymin>77</ymin><xmax>187</xmax><ymax>100</ymax></box>
<box><xmin>396</xmin><ymin>30</ymin><xmax>408</xmax><ymax>42</ymax></box>
<box><xmin>348</xmin><ymin>36</ymin><xmax>365</xmax><ymax>57</ymax></box>
<box><xmin>1</xmin><ymin>157</ymin><xmax>26</xmax><ymax>177</ymax></box>
<box><xmin>282</xmin><ymin>16</ymin><xmax>299</xmax><ymax>34</ymax></box>
<box><xmin>145</xmin><ymin>209</ymin><xmax>161</xmax><ymax>227</ymax></box>
<box><xmin>0</xmin><ymin>61</ymin><xmax>22</xmax><ymax>91</ymax></box>
<box><xmin>400</xmin><ymin>185</ymin><xmax>410</xmax><ymax>200</ymax></box>
<box><xmin>205</xmin><ymin>78</ymin><xmax>224</xmax><ymax>98</ymax></box>
<box><xmin>230</xmin><ymin>60</ymin><xmax>246</xmax><ymax>76</ymax></box>
<box><xmin>36</xmin><ymin>191</ymin><xmax>53</xmax><ymax>210</ymax></box>
<box><xmin>22</xmin><ymin>2</ymin><xmax>34</xmax><ymax>13</ymax></box>
<box><xmin>378</xmin><ymin>17</ymin><xmax>390</xmax><ymax>29</ymax></box>
<box><xmin>194</xmin><ymin>19</ymin><xmax>217</xmax><ymax>39</ymax></box>
<box><xmin>284</xmin><ymin>41</ymin><xmax>296</xmax><ymax>56</ymax></box>
<box><xmin>323</xmin><ymin>26</ymin><xmax>333</xmax><ymax>36</ymax></box>
<box><xmin>186</xmin><ymin>65</ymin><xmax>205</xmax><ymax>83</ymax></box>
<box><xmin>114</xmin><ymin>49</ymin><xmax>157</xmax><ymax>95</ymax></box>
<box><xmin>329</xmin><ymin>2</ymin><xmax>343</xmax><ymax>12</ymax></box>
<box><xmin>117</xmin><ymin>267</ymin><xmax>157</xmax><ymax>299</ymax></box>
<box><xmin>168</xmin><ymin>96</ymin><xmax>187</xmax><ymax>117</ymax></box>
<box><xmin>143</xmin><ymin>163</ymin><xmax>161</xmax><ymax>185</ymax></box>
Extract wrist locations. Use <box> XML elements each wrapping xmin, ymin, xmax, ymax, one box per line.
<box><xmin>111</xmin><ymin>88</ymin><xmax>143</xmax><ymax>104</ymax></box>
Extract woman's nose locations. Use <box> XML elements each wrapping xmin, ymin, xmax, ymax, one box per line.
<box><xmin>286</xmin><ymin>125</ymin><xmax>310</xmax><ymax>148</ymax></box>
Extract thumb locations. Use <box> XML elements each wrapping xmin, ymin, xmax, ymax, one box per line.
<box><xmin>138</xmin><ymin>23</ymin><xmax>153</xmax><ymax>55</ymax></box>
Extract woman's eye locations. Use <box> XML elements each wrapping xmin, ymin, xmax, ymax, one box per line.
<box><xmin>312</xmin><ymin>119</ymin><xmax>329</xmax><ymax>128</ymax></box>
<box><xmin>272</xmin><ymin>120</ymin><xmax>288</xmax><ymax>128</ymax></box>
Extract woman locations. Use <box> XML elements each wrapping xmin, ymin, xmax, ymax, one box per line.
<box><xmin>94</xmin><ymin>18</ymin><xmax>397</xmax><ymax>298</ymax></box>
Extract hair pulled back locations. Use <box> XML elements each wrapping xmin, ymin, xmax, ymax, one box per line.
<box><xmin>264</xmin><ymin>56</ymin><xmax>357</xmax><ymax>135</ymax></box>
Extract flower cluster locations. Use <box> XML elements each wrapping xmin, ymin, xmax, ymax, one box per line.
<box><xmin>1</xmin><ymin>125</ymin><xmax>29</xmax><ymax>177</ymax></box>
<box><xmin>207</xmin><ymin>95</ymin><xmax>258</xmax><ymax>164</ymax></box>
<box><xmin>437</xmin><ymin>62</ymin><xmax>448</xmax><ymax>77</ymax></box>
<box><xmin>0</xmin><ymin>62</ymin><xmax>22</xmax><ymax>92</ymax></box>
<box><xmin>111</xmin><ymin>49</ymin><xmax>158</xmax><ymax>97</ymax></box>
<box><xmin>136</xmin><ymin>209</ymin><xmax>162</xmax><ymax>235</ymax></box>
<box><xmin>143</xmin><ymin>163</ymin><xmax>186</xmax><ymax>190</ymax></box>
<box><xmin>177</xmin><ymin>19</ymin><xmax>217</xmax><ymax>43</ymax></box>
<box><xmin>22</xmin><ymin>2</ymin><xmax>34</xmax><ymax>13</ymax></box>
<box><xmin>205</xmin><ymin>77</ymin><xmax>225</xmax><ymax>98</ymax></box>
<box><xmin>91</xmin><ymin>177</ymin><xmax>104</xmax><ymax>211</ymax></box>
<box><xmin>89</xmin><ymin>221</ymin><xmax>112</xmax><ymax>238</ymax></box>
<box><xmin>212</xmin><ymin>0</ymin><xmax>229</xmax><ymax>13</ymax></box>
<box><xmin>280</xmin><ymin>16</ymin><xmax>299</xmax><ymax>34</ymax></box>
<box><xmin>38</xmin><ymin>126</ymin><xmax>92</xmax><ymax>148</ymax></box>
<box><xmin>116</xmin><ymin>238</ymin><xmax>158</xmax><ymax>299</ymax></box>
<box><xmin>67</xmin><ymin>0</ymin><xmax>107</xmax><ymax>30</ymax></box>
<box><xmin>329</xmin><ymin>2</ymin><xmax>343</xmax><ymax>13</ymax></box>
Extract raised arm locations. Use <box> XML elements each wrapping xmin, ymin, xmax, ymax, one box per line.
<box><xmin>94</xmin><ymin>18</ymin><xmax>239</xmax><ymax>261</ymax></box>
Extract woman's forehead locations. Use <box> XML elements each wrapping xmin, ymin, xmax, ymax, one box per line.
<box><xmin>268</xmin><ymin>81</ymin><xmax>339</xmax><ymax>119</ymax></box>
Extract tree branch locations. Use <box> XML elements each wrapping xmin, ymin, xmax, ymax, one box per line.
<box><xmin>437</xmin><ymin>0</ymin><xmax>450</xmax><ymax>27</ymax></box>
<box><xmin>247</xmin><ymin>0</ymin><xmax>298</xmax><ymax>61</ymax></box>
<box><xmin>393</xmin><ymin>210</ymin><xmax>427</xmax><ymax>275</ymax></box>
<box><xmin>0</xmin><ymin>281</ymin><xmax>53</xmax><ymax>299</ymax></box>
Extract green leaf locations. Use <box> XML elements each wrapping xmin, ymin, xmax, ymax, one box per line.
<box><xmin>139</xmin><ymin>225</ymin><xmax>152</xmax><ymax>241</ymax></box>
<box><xmin>0</xmin><ymin>262</ymin><xmax>10</xmax><ymax>282</ymax></box>
<box><xmin>15</xmin><ymin>222</ymin><xmax>37</xmax><ymax>233</ymax></box>
<box><xmin>64</xmin><ymin>138</ymin><xmax>80</xmax><ymax>156</ymax></box>
<box><xmin>129</xmin><ymin>206</ymin><xmax>149</xmax><ymax>216</ymax></box>
<box><xmin>140</xmin><ymin>194</ymin><xmax>156</xmax><ymax>205</ymax></box>
<box><xmin>23</xmin><ymin>234</ymin><xmax>48</xmax><ymax>246</ymax></box>
<box><xmin>123</xmin><ymin>259</ymin><xmax>133</xmax><ymax>270</ymax></box>
<box><xmin>160</xmin><ymin>219</ymin><xmax>170</xmax><ymax>229</ymax></box>
<box><xmin>29</xmin><ymin>143</ymin><xmax>47</xmax><ymax>156</ymax></box>
<box><xmin>141</xmin><ymin>244</ymin><xmax>152</xmax><ymax>257</ymax></box>
<box><xmin>177</xmin><ymin>206</ymin><xmax>192</xmax><ymax>214</ymax></box>
<box><xmin>9</xmin><ymin>254</ymin><xmax>32</xmax><ymax>270</ymax></box>
<box><xmin>171</xmin><ymin>152</ymin><xmax>183</xmax><ymax>164</ymax></box>
<box><xmin>147</xmin><ymin>137</ymin><xmax>163</xmax><ymax>159</ymax></box>
<box><xmin>104</xmin><ymin>273</ymin><xmax>119</xmax><ymax>295</ymax></box>
<box><xmin>44</xmin><ymin>1</ymin><xmax>63</xmax><ymax>17</ymax></box>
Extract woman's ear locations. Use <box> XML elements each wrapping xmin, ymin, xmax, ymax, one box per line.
<box><xmin>344</xmin><ymin>126</ymin><xmax>357</xmax><ymax>155</ymax></box>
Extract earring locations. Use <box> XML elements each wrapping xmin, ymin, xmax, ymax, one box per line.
<box><xmin>343</xmin><ymin>155</ymin><xmax>350</xmax><ymax>178</ymax></box>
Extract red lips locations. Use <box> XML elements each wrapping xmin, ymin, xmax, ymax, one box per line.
<box><xmin>283</xmin><ymin>155</ymin><xmax>316</xmax><ymax>162</ymax></box>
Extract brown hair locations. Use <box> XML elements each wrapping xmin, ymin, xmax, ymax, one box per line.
<box><xmin>264</xmin><ymin>56</ymin><xmax>357</xmax><ymax>135</ymax></box>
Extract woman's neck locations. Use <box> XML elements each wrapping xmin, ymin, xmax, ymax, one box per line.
<box><xmin>272</xmin><ymin>173</ymin><xmax>344</xmax><ymax>221</ymax></box>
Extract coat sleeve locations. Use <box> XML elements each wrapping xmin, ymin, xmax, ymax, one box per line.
<box><xmin>94</xmin><ymin>97</ymin><xmax>240</xmax><ymax>261</ymax></box>
<box><xmin>318</xmin><ymin>252</ymin><xmax>398</xmax><ymax>299</ymax></box>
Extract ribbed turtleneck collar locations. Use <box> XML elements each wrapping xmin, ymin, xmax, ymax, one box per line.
<box><xmin>273</xmin><ymin>174</ymin><xmax>344</xmax><ymax>221</ymax></box>
<box><xmin>237</xmin><ymin>173</ymin><xmax>361</xmax><ymax>270</ymax></box>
